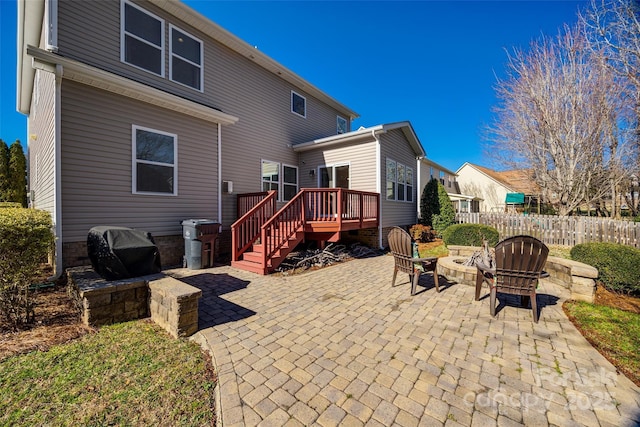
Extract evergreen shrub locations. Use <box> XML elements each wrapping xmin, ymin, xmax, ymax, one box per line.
<box><xmin>570</xmin><ymin>242</ymin><xmax>640</xmax><ymax>295</ymax></box>
<box><xmin>442</xmin><ymin>224</ymin><xmax>499</xmax><ymax>247</ymax></box>
<box><xmin>0</xmin><ymin>208</ymin><xmax>54</xmax><ymax>327</ymax></box>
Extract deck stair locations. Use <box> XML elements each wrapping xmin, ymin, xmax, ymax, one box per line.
<box><xmin>231</xmin><ymin>189</ymin><xmax>379</xmax><ymax>274</ymax></box>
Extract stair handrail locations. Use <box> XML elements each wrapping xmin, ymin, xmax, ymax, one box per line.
<box><xmin>260</xmin><ymin>190</ymin><xmax>306</xmax><ymax>267</ymax></box>
<box><xmin>231</xmin><ymin>190</ymin><xmax>277</xmax><ymax>261</ymax></box>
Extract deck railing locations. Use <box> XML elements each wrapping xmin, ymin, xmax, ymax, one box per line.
<box><xmin>231</xmin><ymin>191</ymin><xmax>277</xmax><ymax>260</ymax></box>
<box><xmin>237</xmin><ymin>191</ymin><xmax>273</xmax><ymax>218</ymax></box>
<box><xmin>232</xmin><ymin>188</ymin><xmax>380</xmax><ymax>264</ymax></box>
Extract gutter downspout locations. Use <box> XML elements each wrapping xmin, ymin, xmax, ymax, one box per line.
<box><xmin>52</xmin><ymin>64</ymin><xmax>63</xmax><ymax>279</ymax></box>
<box><xmin>373</xmin><ymin>129</ymin><xmax>383</xmax><ymax>249</ymax></box>
<box><xmin>217</xmin><ymin>123</ymin><xmax>222</xmax><ymax>225</ymax></box>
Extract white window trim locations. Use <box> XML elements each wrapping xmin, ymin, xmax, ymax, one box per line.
<box><xmin>132</xmin><ymin>125</ymin><xmax>178</xmax><ymax>196</ymax></box>
<box><xmin>386</xmin><ymin>158</ymin><xmax>414</xmax><ymax>203</ymax></box>
<box><xmin>120</xmin><ymin>0</ymin><xmax>165</xmax><ymax>77</ymax></box>
<box><xmin>282</xmin><ymin>163</ymin><xmax>299</xmax><ymax>201</ymax></box>
<box><xmin>318</xmin><ymin>162</ymin><xmax>351</xmax><ymax>189</ymax></box>
<box><xmin>337</xmin><ymin>115</ymin><xmax>347</xmax><ymax>134</ymax></box>
<box><xmin>406</xmin><ymin>166</ymin><xmax>414</xmax><ymax>203</ymax></box>
<box><xmin>261</xmin><ymin>159</ymin><xmax>281</xmax><ymax>201</ymax></box>
<box><xmin>291</xmin><ymin>90</ymin><xmax>306</xmax><ymax>118</ymax></box>
<box><xmin>169</xmin><ymin>24</ymin><xmax>204</xmax><ymax>92</ymax></box>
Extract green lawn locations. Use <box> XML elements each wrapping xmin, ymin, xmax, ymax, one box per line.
<box><xmin>564</xmin><ymin>301</ymin><xmax>640</xmax><ymax>386</ymax></box>
<box><xmin>0</xmin><ymin>320</ymin><xmax>215</xmax><ymax>426</ymax></box>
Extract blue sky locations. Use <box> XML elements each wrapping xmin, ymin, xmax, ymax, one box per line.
<box><xmin>1</xmin><ymin>0</ymin><xmax>585</xmax><ymax>171</ymax></box>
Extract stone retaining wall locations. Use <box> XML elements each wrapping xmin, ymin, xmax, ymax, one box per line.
<box><xmin>67</xmin><ymin>267</ymin><xmax>202</xmax><ymax>337</ymax></box>
<box><xmin>443</xmin><ymin>245</ymin><xmax>598</xmax><ymax>303</ymax></box>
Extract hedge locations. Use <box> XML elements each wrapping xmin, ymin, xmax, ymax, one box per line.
<box><xmin>442</xmin><ymin>223</ymin><xmax>500</xmax><ymax>247</ymax></box>
<box><xmin>0</xmin><ymin>208</ymin><xmax>54</xmax><ymax>327</ymax></box>
<box><xmin>570</xmin><ymin>242</ymin><xmax>640</xmax><ymax>295</ymax></box>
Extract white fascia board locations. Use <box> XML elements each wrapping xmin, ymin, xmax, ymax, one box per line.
<box><xmin>17</xmin><ymin>0</ymin><xmax>45</xmax><ymax>114</ymax></box>
<box><xmin>27</xmin><ymin>47</ymin><xmax>239</xmax><ymax>125</ymax></box>
<box><xmin>293</xmin><ymin>121</ymin><xmax>426</xmax><ymax>157</ymax></box>
<box><xmin>292</xmin><ymin>125</ymin><xmax>384</xmax><ymax>152</ymax></box>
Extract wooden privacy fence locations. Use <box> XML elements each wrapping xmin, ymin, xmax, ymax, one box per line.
<box><xmin>456</xmin><ymin>212</ymin><xmax>640</xmax><ymax>248</ymax></box>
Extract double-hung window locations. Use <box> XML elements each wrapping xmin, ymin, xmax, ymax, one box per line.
<box><xmin>262</xmin><ymin>160</ymin><xmax>280</xmax><ymax>194</ymax></box>
<box><xmin>261</xmin><ymin>161</ymin><xmax>298</xmax><ymax>201</ymax></box>
<box><xmin>133</xmin><ymin>126</ymin><xmax>177</xmax><ymax>195</ymax></box>
<box><xmin>282</xmin><ymin>165</ymin><xmax>298</xmax><ymax>201</ymax></box>
<box><xmin>386</xmin><ymin>158</ymin><xmax>414</xmax><ymax>202</ymax></box>
<box><xmin>170</xmin><ymin>25</ymin><xmax>203</xmax><ymax>90</ymax></box>
<box><xmin>386</xmin><ymin>159</ymin><xmax>396</xmax><ymax>201</ymax></box>
<box><xmin>121</xmin><ymin>0</ymin><xmax>164</xmax><ymax>76</ymax></box>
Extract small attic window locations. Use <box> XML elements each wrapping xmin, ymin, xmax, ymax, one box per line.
<box><xmin>291</xmin><ymin>91</ymin><xmax>306</xmax><ymax>118</ymax></box>
<box><xmin>337</xmin><ymin>116</ymin><xmax>347</xmax><ymax>134</ymax></box>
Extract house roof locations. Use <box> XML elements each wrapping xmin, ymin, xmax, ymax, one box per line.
<box><xmin>457</xmin><ymin>162</ymin><xmax>540</xmax><ymax>195</ymax></box>
<box><xmin>420</xmin><ymin>158</ymin><xmax>457</xmax><ymax>176</ymax></box>
<box><xmin>17</xmin><ymin>0</ymin><xmax>359</xmax><ymax>120</ymax></box>
<box><xmin>291</xmin><ymin>121</ymin><xmax>426</xmax><ymax>158</ymax></box>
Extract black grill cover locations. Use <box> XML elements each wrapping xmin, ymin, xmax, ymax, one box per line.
<box><xmin>87</xmin><ymin>226</ymin><xmax>162</xmax><ymax>280</ymax></box>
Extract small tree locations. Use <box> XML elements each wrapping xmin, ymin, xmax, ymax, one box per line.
<box><xmin>0</xmin><ymin>140</ymin><xmax>9</xmax><ymax>202</ymax></box>
<box><xmin>420</xmin><ymin>178</ymin><xmax>440</xmax><ymax>226</ymax></box>
<box><xmin>8</xmin><ymin>141</ymin><xmax>27</xmax><ymax>207</ymax></box>
<box><xmin>432</xmin><ymin>183</ymin><xmax>456</xmax><ymax>236</ymax></box>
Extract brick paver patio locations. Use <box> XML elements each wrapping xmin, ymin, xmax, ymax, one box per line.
<box><xmin>167</xmin><ymin>254</ymin><xmax>640</xmax><ymax>427</ymax></box>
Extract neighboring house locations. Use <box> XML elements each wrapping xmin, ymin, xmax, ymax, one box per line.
<box><xmin>417</xmin><ymin>158</ymin><xmax>479</xmax><ymax>216</ymax></box>
<box><xmin>456</xmin><ymin>163</ymin><xmax>540</xmax><ymax>213</ymax></box>
<box><xmin>17</xmin><ymin>0</ymin><xmax>424</xmax><ymax>274</ymax></box>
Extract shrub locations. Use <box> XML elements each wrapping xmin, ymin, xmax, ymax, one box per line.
<box><xmin>570</xmin><ymin>243</ymin><xmax>640</xmax><ymax>295</ymax></box>
<box><xmin>442</xmin><ymin>224</ymin><xmax>500</xmax><ymax>247</ymax></box>
<box><xmin>420</xmin><ymin>178</ymin><xmax>439</xmax><ymax>226</ymax></box>
<box><xmin>409</xmin><ymin>224</ymin><xmax>436</xmax><ymax>242</ymax></box>
<box><xmin>0</xmin><ymin>208</ymin><xmax>54</xmax><ymax>328</ymax></box>
<box><xmin>432</xmin><ymin>183</ymin><xmax>456</xmax><ymax>236</ymax></box>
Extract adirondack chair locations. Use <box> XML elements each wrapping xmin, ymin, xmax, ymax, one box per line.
<box><xmin>388</xmin><ymin>227</ymin><xmax>439</xmax><ymax>296</ymax></box>
<box><xmin>475</xmin><ymin>235</ymin><xmax>549</xmax><ymax>322</ymax></box>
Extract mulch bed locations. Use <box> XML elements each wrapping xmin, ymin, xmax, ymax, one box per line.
<box><xmin>0</xmin><ymin>275</ymin><xmax>94</xmax><ymax>361</ymax></box>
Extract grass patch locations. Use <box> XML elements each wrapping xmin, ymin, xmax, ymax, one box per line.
<box><xmin>0</xmin><ymin>320</ymin><xmax>215</xmax><ymax>426</ymax></box>
<box><xmin>563</xmin><ymin>301</ymin><xmax>640</xmax><ymax>386</ymax></box>
<box><xmin>417</xmin><ymin>240</ymin><xmax>449</xmax><ymax>258</ymax></box>
<box><xmin>548</xmin><ymin>245</ymin><xmax>572</xmax><ymax>259</ymax></box>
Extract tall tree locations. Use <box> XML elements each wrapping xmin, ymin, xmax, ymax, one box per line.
<box><xmin>488</xmin><ymin>24</ymin><xmax>631</xmax><ymax>216</ymax></box>
<box><xmin>420</xmin><ymin>178</ymin><xmax>440</xmax><ymax>226</ymax></box>
<box><xmin>582</xmin><ymin>0</ymin><xmax>640</xmax><ymax>216</ymax></box>
<box><xmin>8</xmin><ymin>141</ymin><xmax>27</xmax><ymax>207</ymax></box>
<box><xmin>0</xmin><ymin>140</ymin><xmax>9</xmax><ymax>202</ymax></box>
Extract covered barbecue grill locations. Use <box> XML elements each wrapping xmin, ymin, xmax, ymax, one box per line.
<box><xmin>87</xmin><ymin>226</ymin><xmax>162</xmax><ymax>280</ymax></box>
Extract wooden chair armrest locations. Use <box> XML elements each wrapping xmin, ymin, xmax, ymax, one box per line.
<box><xmin>412</xmin><ymin>256</ymin><xmax>437</xmax><ymax>263</ymax></box>
<box><xmin>476</xmin><ymin>261</ymin><xmax>495</xmax><ymax>275</ymax></box>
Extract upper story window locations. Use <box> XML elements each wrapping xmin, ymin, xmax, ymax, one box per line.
<box><xmin>121</xmin><ymin>0</ymin><xmax>164</xmax><ymax>76</ymax></box>
<box><xmin>170</xmin><ymin>25</ymin><xmax>203</xmax><ymax>91</ymax></box>
<box><xmin>337</xmin><ymin>116</ymin><xmax>347</xmax><ymax>134</ymax></box>
<box><xmin>133</xmin><ymin>125</ymin><xmax>177</xmax><ymax>195</ymax></box>
<box><xmin>291</xmin><ymin>91</ymin><xmax>306</xmax><ymax>118</ymax></box>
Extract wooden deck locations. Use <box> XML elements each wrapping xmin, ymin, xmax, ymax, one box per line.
<box><xmin>231</xmin><ymin>189</ymin><xmax>379</xmax><ymax>274</ymax></box>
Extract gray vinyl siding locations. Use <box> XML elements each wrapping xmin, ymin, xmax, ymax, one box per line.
<box><xmin>379</xmin><ymin>129</ymin><xmax>418</xmax><ymax>228</ymax></box>
<box><xmin>60</xmin><ymin>80</ymin><xmax>219</xmax><ymax>242</ymax></box>
<box><xmin>57</xmin><ymin>0</ymin><xmax>348</xmax><ymax>229</ymax></box>
<box><xmin>296</xmin><ymin>140</ymin><xmax>378</xmax><ymax>192</ymax></box>
<box><xmin>28</xmin><ymin>70</ymin><xmax>57</xmax><ymax>215</ymax></box>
